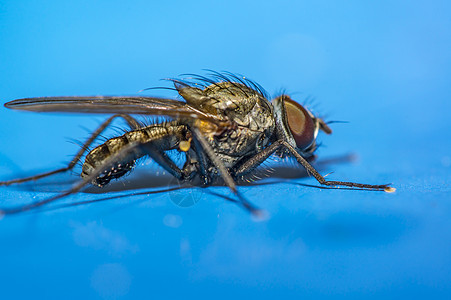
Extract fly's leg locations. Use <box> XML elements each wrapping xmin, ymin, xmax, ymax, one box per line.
<box><xmin>190</xmin><ymin>127</ymin><xmax>263</xmax><ymax>216</ymax></box>
<box><xmin>233</xmin><ymin>141</ymin><xmax>283</xmax><ymax>177</ymax></box>
<box><xmin>234</xmin><ymin>140</ymin><xmax>394</xmax><ymax>192</ymax></box>
<box><xmin>0</xmin><ymin>114</ymin><xmax>140</xmax><ymax>186</ymax></box>
<box><xmin>190</xmin><ymin>136</ymin><xmax>212</xmax><ymax>185</ymax></box>
<box><xmin>0</xmin><ymin>138</ymin><xmax>188</xmax><ymax>215</ymax></box>
<box><xmin>282</xmin><ymin>141</ymin><xmax>394</xmax><ymax>191</ymax></box>
<box><xmin>140</xmin><ymin>143</ymin><xmax>185</xmax><ymax>181</ymax></box>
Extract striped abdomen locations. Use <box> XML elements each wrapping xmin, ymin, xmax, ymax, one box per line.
<box><xmin>81</xmin><ymin>122</ymin><xmax>187</xmax><ymax>187</ymax></box>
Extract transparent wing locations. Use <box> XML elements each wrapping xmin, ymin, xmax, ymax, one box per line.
<box><xmin>4</xmin><ymin>96</ymin><xmax>227</xmax><ymax>125</ymax></box>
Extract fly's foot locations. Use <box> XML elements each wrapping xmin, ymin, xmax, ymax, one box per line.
<box><xmin>321</xmin><ymin>180</ymin><xmax>394</xmax><ymax>192</ymax></box>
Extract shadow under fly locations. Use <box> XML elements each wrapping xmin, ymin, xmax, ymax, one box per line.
<box><xmin>0</xmin><ymin>71</ymin><xmax>395</xmax><ymax>217</ymax></box>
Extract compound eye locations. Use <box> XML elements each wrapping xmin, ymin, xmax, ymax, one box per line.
<box><xmin>284</xmin><ymin>97</ymin><xmax>315</xmax><ymax>149</ymax></box>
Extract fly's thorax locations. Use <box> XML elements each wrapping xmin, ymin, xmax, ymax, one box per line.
<box><xmin>211</xmin><ymin>110</ymin><xmax>275</xmax><ymax>158</ymax></box>
<box><xmin>180</xmin><ymin>80</ymin><xmax>276</xmax><ymax>159</ymax></box>
<box><xmin>208</xmin><ymin>92</ymin><xmax>275</xmax><ymax>158</ymax></box>
<box><xmin>178</xmin><ymin>81</ymin><xmax>268</xmax><ymax>118</ymax></box>
<box><xmin>203</xmin><ymin>82</ymin><xmax>261</xmax><ymax>114</ymax></box>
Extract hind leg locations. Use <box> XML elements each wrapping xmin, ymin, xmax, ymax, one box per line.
<box><xmin>0</xmin><ymin>136</ymin><xmax>190</xmax><ymax>215</ymax></box>
<box><xmin>0</xmin><ymin>114</ymin><xmax>140</xmax><ymax>186</ymax></box>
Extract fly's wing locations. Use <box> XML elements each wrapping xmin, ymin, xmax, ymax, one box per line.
<box><xmin>5</xmin><ymin>96</ymin><xmax>229</xmax><ymax>127</ymax></box>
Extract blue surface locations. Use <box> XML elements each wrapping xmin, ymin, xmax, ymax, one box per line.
<box><xmin>1</xmin><ymin>1</ymin><xmax>450</xmax><ymax>299</ymax></box>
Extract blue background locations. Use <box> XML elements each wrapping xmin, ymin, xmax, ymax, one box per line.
<box><xmin>1</xmin><ymin>1</ymin><xmax>450</xmax><ymax>299</ymax></box>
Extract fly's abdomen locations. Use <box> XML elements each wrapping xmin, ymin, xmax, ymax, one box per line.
<box><xmin>81</xmin><ymin>134</ymin><xmax>140</xmax><ymax>187</ymax></box>
<box><xmin>81</xmin><ymin>123</ymin><xmax>186</xmax><ymax>187</ymax></box>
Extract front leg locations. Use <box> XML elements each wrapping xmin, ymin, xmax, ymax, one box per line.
<box><xmin>233</xmin><ymin>141</ymin><xmax>283</xmax><ymax>178</ymax></box>
<box><xmin>234</xmin><ymin>140</ymin><xmax>395</xmax><ymax>192</ymax></box>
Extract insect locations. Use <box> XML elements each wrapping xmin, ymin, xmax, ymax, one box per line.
<box><xmin>0</xmin><ymin>72</ymin><xmax>394</xmax><ymax>216</ymax></box>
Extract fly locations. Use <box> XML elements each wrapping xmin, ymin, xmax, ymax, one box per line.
<box><xmin>0</xmin><ymin>71</ymin><xmax>395</xmax><ymax>216</ymax></box>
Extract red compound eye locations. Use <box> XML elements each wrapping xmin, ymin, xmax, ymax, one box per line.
<box><xmin>284</xmin><ymin>96</ymin><xmax>315</xmax><ymax>149</ymax></box>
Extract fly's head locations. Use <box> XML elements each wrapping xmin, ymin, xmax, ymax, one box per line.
<box><xmin>272</xmin><ymin>95</ymin><xmax>331</xmax><ymax>158</ymax></box>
